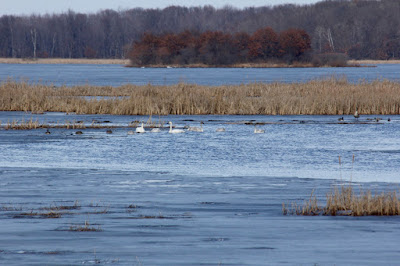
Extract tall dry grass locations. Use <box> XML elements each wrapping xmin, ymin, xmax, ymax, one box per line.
<box><xmin>283</xmin><ymin>184</ymin><xmax>400</xmax><ymax>216</ymax></box>
<box><xmin>349</xmin><ymin>60</ymin><xmax>400</xmax><ymax>65</ymax></box>
<box><xmin>324</xmin><ymin>185</ymin><xmax>400</xmax><ymax>216</ymax></box>
<box><xmin>1</xmin><ymin>78</ymin><xmax>400</xmax><ymax>115</ymax></box>
<box><xmin>0</xmin><ymin>58</ymin><xmax>129</xmax><ymax>65</ymax></box>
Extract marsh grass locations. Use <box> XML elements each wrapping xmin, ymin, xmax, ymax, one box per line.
<box><xmin>1</xmin><ymin>120</ymin><xmax>119</xmax><ymax>130</ymax></box>
<box><xmin>15</xmin><ymin>210</ymin><xmax>63</xmax><ymax>219</ymax></box>
<box><xmin>1</xmin><ymin>78</ymin><xmax>400</xmax><ymax>115</ymax></box>
<box><xmin>282</xmin><ymin>190</ymin><xmax>321</xmax><ymax>216</ymax></box>
<box><xmin>4</xmin><ymin>118</ymin><xmax>41</xmax><ymax>130</ymax></box>
<box><xmin>283</xmin><ymin>185</ymin><xmax>400</xmax><ymax>216</ymax></box>
<box><xmin>69</xmin><ymin>220</ymin><xmax>102</xmax><ymax>232</ymax></box>
<box><xmin>0</xmin><ymin>58</ymin><xmax>129</xmax><ymax>65</ymax></box>
<box><xmin>349</xmin><ymin>60</ymin><xmax>400</xmax><ymax>65</ymax></box>
<box><xmin>324</xmin><ymin>185</ymin><xmax>400</xmax><ymax>216</ymax></box>
<box><xmin>136</xmin><ymin>215</ymin><xmax>166</xmax><ymax>219</ymax></box>
<box><xmin>41</xmin><ymin>201</ymin><xmax>81</xmax><ymax>211</ymax></box>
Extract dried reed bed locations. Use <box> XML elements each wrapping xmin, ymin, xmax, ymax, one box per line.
<box><xmin>2</xmin><ymin>119</ymin><xmax>87</xmax><ymax>130</ymax></box>
<box><xmin>325</xmin><ymin>185</ymin><xmax>400</xmax><ymax>216</ymax></box>
<box><xmin>0</xmin><ymin>58</ymin><xmax>129</xmax><ymax>65</ymax></box>
<box><xmin>1</xmin><ymin>78</ymin><xmax>400</xmax><ymax>115</ymax></box>
<box><xmin>349</xmin><ymin>59</ymin><xmax>400</xmax><ymax>65</ymax></box>
<box><xmin>283</xmin><ymin>184</ymin><xmax>400</xmax><ymax>216</ymax></box>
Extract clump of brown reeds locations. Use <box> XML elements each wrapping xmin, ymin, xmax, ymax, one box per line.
<box><xmin>324</xmin><ymin>185</ymin><xmax>400</xmax><ymax>216</ymax></box>
<box><xmin>282</xmin><ymin>190</ymin><xmax>321</xmax><ymax>216</ymax></box>
<box><xmin>283</xmin><ymin>184</ymin><xmax>400</xmax><ymax>216</ymax></box>
<box><xmin>14</xmin><ymin>210</ymin><xmax>63</xmax><ymax>219</ymax></box>
<box><xmin>41</xmin><ymin>200</ymin><xmax>81</xmax><ymax>211</ymax></box>
<box><xmin>3</xmin><ymin>118</ymin><xmax>42</xmax><ymax>130</ymax></box>
<box><xmin>1</xmin><ymin>78</ymin><xmax>400</xmax><ymax>115</ymax></box>
<box><xmin>69</xmin><ymin>220</ymin><xmax>102</xmax><ymax>232</ymax></box>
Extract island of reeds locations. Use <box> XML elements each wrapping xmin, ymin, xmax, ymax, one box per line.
<box><xmin>1</xmin><ymin>78</ymin><xmax>399</xmax><ymax>115</ymax></box>
<box><xmin>282</xmin><ymin>184</ymin><xmax>400</xmax><ymax>216</ymax></box>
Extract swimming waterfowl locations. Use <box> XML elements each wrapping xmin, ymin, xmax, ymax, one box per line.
<box><xmin>254</xmin><ymin>125</ymin><xmax>265</xmax><ymax>134</ymax></box>
<box><xmin>169</xmin><ymin>122</ymin><xmax>185</xmax><ymax>134</ymax></box>
<box><xmin>188</xmin><ymin>122</ymin><xmax>204</xmax><ymax>132</ymax></box>
<box><xmin>216</xmin><ymin>128</ymin><xmax>225</xmax><ymax>132</ymax></box>
<box><xmin>354</xmin><ymin>110</ymin><xmax>360</xmax><ymax>120</ymax></box>
<box><xmin>136</xmin><ymin>123</ymin><xmax>145</xmax><ymax>133</ymax></box>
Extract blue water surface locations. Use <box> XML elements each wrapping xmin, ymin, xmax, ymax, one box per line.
<box><xmin>1</xmin><ymin>63</ymin><xmax>399</xmax><ymax>86</ymax></box>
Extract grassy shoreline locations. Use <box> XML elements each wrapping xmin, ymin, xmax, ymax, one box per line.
<box><xmin>1</xmin><ymin>57</ymin><xmax>399</xmax><ymax>66</ymax></box>
<box><xmin>349</xmin><ymin>59</ymin><xmax>400</xmax><ymax>65</ymax></box>
<box><xmin>0</xmin><ymin>58</ymin><xmax>129</xmax><ymax>65</ymax></box>
<box><xmin>1</xmin><ymin>78</ymin><xmax>399</xmax><ymax>115</ymax></box>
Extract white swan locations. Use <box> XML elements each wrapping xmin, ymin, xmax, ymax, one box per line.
<box><xmin>188</xmin><ymin>122</ymin><xmax>204</xmax><ymax>132</ymax></box>
<box><xmin>216</xmin><ymin>128</ymin><xmax>225</xmax><ymax>132</ymax></box>
<box><xmin>151</xmin><ymin>128</ymin><xmax>161</xmax><ymax>133</ymax></box>
<box><xmin>254</xmin><ymin>125</ymin><xmax>265</xmax><ymax>134</ymax></box>
<box><xmin>127</xmin><ymin>130</ymin><xmax>135</xmax><ymax>135</ymax></box>
<box><xmin>136</xmin><ymin>123</ymin><xmax>145</xmax><ymax>133</ymax></box>
<box><xmin>169</xmin><ymin>122</ymin><xmax>185</xmax><ymax>134</ymax></box>
<box><xmin>354</xmin><ymin>110</ymin><xmax>360</xmax><ymax>120</ymax></box>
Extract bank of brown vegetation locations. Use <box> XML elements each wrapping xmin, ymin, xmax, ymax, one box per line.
<box><xmin>0</xmin><ymin>58</ymin><xmax>129</xmax><ymax>65</ymax></box>
<box><xmin>1</xmin><ymin>78</ymin><xmax>400</xmax><ymax>115</ymax></box>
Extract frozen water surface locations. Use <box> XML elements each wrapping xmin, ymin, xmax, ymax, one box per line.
<box><xmin>0</xmin><ymin>112</ymin><xmax>399</xmax><ymax>265</ymax></box>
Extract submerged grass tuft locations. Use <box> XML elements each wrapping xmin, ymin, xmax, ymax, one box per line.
<box><xmin>69</xmin><ymin>220</ymin><xmax>102</xmax><ymax>232</ymax></box>
<box><xmin>14</xmin><ymin>210</ymin><xmax>63</xmax><ymax>219</ymax></box>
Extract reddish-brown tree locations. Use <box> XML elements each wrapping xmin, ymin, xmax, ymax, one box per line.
<box><xmin>128</xmin><ymin>27</ymin><xmax>313</xmax><ymax>66</ymax></box>
<box><xmin>129</xmin><ymin>33</ymin><xmax>160</xmax><ymax>65</ymax></box>
<box><xmin>199</xmin><ymin>31</ymin><xmax>234</xmax><ymax>65</ymax></box>
<box><xmin>232</xmin><ymin>32</ymin><xmax>251</xmax><ymax>62</ymax></box>
<box><xmin>248</xmin><ymin>27</ymin><xmax>279</xmax><ymax>60</ymax></box>
<box><xmin>278</xmin><ymin>28</ymin><xmax>311</xmax><ymax>62</ymax></box>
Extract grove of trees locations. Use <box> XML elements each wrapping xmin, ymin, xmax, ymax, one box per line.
<box><xmin>128</xmin><ymin>28</ymin><xmax>311</xmax><ymax>65</ymax></box>
<box><xmin>0</xmin><ymin>0</ymin><xmax>400</xmax><ymax>60</ymax></box>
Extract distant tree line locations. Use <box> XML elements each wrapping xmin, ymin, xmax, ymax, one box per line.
<box><xmin>0</xmin><ymin>0</ymin><xmax>400</xmax><ymax>60</ymax></box>
<box><xmin>128</xmin><ymin>28</ymin><xmax>311</xmax><ymax>65</ymax></box>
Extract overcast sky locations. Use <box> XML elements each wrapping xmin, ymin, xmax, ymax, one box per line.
<box><xmin>1</xmin><ymin>0</ymin><xmax>322</xmax><ymax>15</ymax></box>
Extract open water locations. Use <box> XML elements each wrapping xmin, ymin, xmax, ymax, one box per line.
<box><xmin>0</xmin><ymin>64</ymin><xmax>400</xmax><ymax>264</ymax></box>
<box><xmin>0</xmin><ymin>63</ymin><xmax>400</xmax><ymax>86</ymax></box>
<box><xmin>0</xmin><ymin>111</ymin><xmax>399</xmax><ymax>265</ymax></box>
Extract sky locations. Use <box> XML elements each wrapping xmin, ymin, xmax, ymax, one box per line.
<box><xmin>0</xmin><ymin>0</ymin><xmax>323</xmax><ymax>16</ymax></box>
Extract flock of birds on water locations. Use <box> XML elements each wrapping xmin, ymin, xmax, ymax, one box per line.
<box><xmin>44</xmin><ymin>120</ymin><xmax>261</xmax><ymax>135</ymax></box>
<box><xmin>43</xmin><ymin>110</ymin><xmax>392</xmax><ymax>135</ymax></box>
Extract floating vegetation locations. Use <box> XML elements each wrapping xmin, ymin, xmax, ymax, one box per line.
<box><xmin>41</xmin><ymin>201</ymin><xmax>81</xmax><ymax>211</ymax></box>
<box><xmin>69</xmin><ymin>220</ymin><xmax>102</xmax><ymax>232</ymax></box>
<box><xmin>14</xmin><ymin>211</ymin><xmax>63</xmax><ymax>219</ymax></box>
